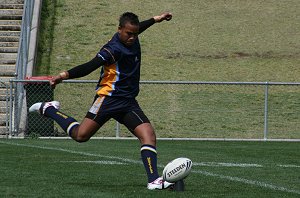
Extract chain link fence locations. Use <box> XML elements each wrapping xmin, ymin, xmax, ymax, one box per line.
<box><xmin>8</xmin><ymin>80</ymin><xmax>300</xmax><ymax>140</ymax></box>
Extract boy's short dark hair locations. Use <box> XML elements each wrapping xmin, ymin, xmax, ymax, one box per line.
<box><xmin>119</xmin><ymin>12</ymin><xmax>139</xmax><ymax>27</ymax></box>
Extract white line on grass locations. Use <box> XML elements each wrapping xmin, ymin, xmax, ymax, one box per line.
<box><xmin>193</xmin><ymin>170</ymin><xmax>300</xmax><ymax>195</ymax></box>
<box><xmin>277</xmin><ymin>164</ymin><xmax>300</xmax><ymax>168</ymax></box>
<box><xmin>193</xmin><ymin>162</ymin><xmax>263</xmax><ymax>167</ymax></box>
<box><xmin>0</xmin><ymin>140</ymin><xmax>143</xmax><ymax>164</ymax></box>
<box><xmin>61</xmin><ymin>160</ymin><xmax>128</xmax><ymax>165</ymax></box>
<box><xmin>1</xmin><ymin>140</ymin><xmax>299</xmax><ymax>195</ymax></box>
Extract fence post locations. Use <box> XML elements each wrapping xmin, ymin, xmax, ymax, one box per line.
<box><xmin>116</xmin><ymin>121</ymin><xmax>120</xmax><ymax>138</ymax></box>
<box><xmin>264</xmin><ymin>82</ymin><xmax>269</xmax><ymax>140</ymax></box>
<box><xmin>9</xmin><ymin>81</ymin><xmax>13</xmax><ymax>138</ymax></box>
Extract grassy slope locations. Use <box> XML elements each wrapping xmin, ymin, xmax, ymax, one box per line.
<box><xmin>37</xmin><ymin>0</ymin><xmax>299</xmax><ymax>81</ymax></box>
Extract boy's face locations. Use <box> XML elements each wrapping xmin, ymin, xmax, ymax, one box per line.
<box><xmin>118</xmin><ymin>22</ymin><xmax>139</xmax><ymax>46</ymax></box>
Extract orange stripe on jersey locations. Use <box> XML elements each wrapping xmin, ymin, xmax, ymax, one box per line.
<box><xmin>88</xmin><ymin>95</ymin><xmax>105</xmax><ymax>114</ymax></box>
<box><xmin>97</xmin><ymin>63</ymin><xmax>119</xmax><ymax>96</ymax></box>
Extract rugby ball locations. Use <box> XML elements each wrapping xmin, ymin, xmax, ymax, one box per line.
<box><xmin>163</xmin><ymin>157</ymin><xmax>192</xmax><ymax>183</ymax></box>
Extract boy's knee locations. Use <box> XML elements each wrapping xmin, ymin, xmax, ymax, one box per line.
<box><xmin>134</xmin><ymin>123</ymin><xmax>156</xmax><ymax>145</ymax></box>
<box><xmin>70</xmin><ymin>124</ymin><xmax>95</xmax><ymax>143</ymax></box>
<box><xmin>73</xmin><ymin>132</ymin><xmax>91</xmax><ymax>143</ymax></box>
<box><xmin>75</xmin><ymin>136</ymin><xmax>90</xmax><ymax>143</ymax></box>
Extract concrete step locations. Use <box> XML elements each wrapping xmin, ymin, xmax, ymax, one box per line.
<box><xmin>0</xmin><ymin>96</ymin><xmax>8</xmax><ymax>102</ymax></box>
<box><xmin>0</xmin><ymin>4</ymin><xmax>23</xmax><ymax>9</ymax></box>
<box><xmin>0</xmin><ymin>127</ymin><xmax>8</xmax><ymax>135</ymax></box>
<box><xmin>0</xmin><ymin>113</ymin><xmax>7</xmax><ymax>126</ymax></box>
<box><xmin>0</xmin><ymin>82</ymin><xmax>10</xmax><ymax>89</ymax></box>
<box><xmin>0</xmin><ymin>95</ymin><xmax>10</xmax><ymax>102</ymax></box>
<box><xmin>0</xmin><ymin>0</ymin><xmax>24</xmax><ymax>136</ymax></box>
<box><xmin>0</xmin><ymin>88</ymin><xmax>10</xmax><ymax>102</ymax></box>
<box><xmin>0</xmin><ymin>36</ymin><xmax>19</xmax><ymax>42</ymax></box>
<box><xmin>0</xmin><ymin>101</ymin><xmax>9</xmax><ymax>116</ymax></box>
<box><xmin>0</xmin><ymin>105</ymin><xmax>9</xmax><ymax>114</ymax></box>
<box><xmin>0</xmin><ymin>9</ymin><xmax>23</xmax><ymax>16</ymax></box>
<box><xmin>0</xmin><ymin>15</ymin><xmax>22</xmax><ymax>20</ymax></box>
<box><xmin>0</xmin><ymin>53</ymin><xmax>17</xmax><ymax>65</ymax></box>
<box><xmin>0</xmin><ymin>47</ymin><xmax>18</xmax><ymax>53</ymax></box>
<box><xmin>0</xmin><ymin>100</ymin><xmax>8</xmax><ymax>106</ymax></box>
<box><xmin>0</xmin><ymin>31</ymin><xmax>20</xmax><ymax>37</ymax></box>
<box><xmin>0</xmin><ymin>106</ymin><xmax>7</xmax><ymax>113</ymax></box>
<box><xmin>0</xmin><ymin>76</ymin><xmax>16</xmax><ymax>82</ymax></box>
<box><xmin>0</xmin><ymin>70</ymin><xmax>16</xmax><ymax>75</ymax></box>
<box><xmin>0</xmin><ymin>59</ymin><xmax>16</xmax><ymax>64</ymax></box>
<box><xmin>0</xmin><ymin>64</ymin><xmax>16</xmax><ymax>76</ymax></box>
<box><xmin>0</xmin><ymin>64</ymin><xmax>16</xmax><ymax>70</ymax></box>
<box><xmin>0</xmin><ymin>0</ymin><xmax>24</xmax><ymax>4</ymax></box>
<box><xmin>0</xmin><ymin>20</ymin><xmax>21</xmax><ymax>26</ymax></box>
<box><xmin>0</xmin><ymin>87</ymin><xmax>9</xmax><ymax>94</ymax></box>
<box><xmin>0</xmin><ymin>81</ymin><xmax>10</xmax><ymax>88</ymax></box>
<box><xmin>0</xmin><ymin>42</ymin><xmax>19</xmax><ymax>47</ymax></box>
<box><xmin>0</xmin><ymin>70</ymin><xmax>16</xmax><ymax>76</ymax></box>
<box><xmin>0</xmin><ymin>53</ymin><xmax>17</xmax><ymax>60</ymax></box>
<box><xmin>0</xmin><ymin>25</ymin><xmax>21</xmax><ymax>31</ymax></box>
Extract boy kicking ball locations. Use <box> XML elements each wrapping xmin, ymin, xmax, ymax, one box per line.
<box><xmin>30</xmin><ymin>11</ymin><xmax>173</xmax><ymax>190</ymax></box>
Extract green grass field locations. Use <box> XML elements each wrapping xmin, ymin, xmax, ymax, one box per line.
<box><xmin>5</xmin><ymin>1</ymin><xmax>299</xmax><ymax>197</ymax></box>
<box><xmin>0</xmin><ymin>139</ymin><xmax>299</xmax><ymax>197</ymax></box>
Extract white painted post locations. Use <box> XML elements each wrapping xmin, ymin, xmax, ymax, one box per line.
<box><xmin>264</xmin><ymin>82</ymin><xmax>269</xmax><ymax>141</ymax></box>
<box><xmin>116</xmin><ymin>121</ymin><xmax>120</xmax><ymax>138</ymax></box>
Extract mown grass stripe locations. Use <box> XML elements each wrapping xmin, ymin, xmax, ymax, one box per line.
<box><xmin>193</xmin><ymin>170</ymin><xmax>300</xmax><ymax>195</ymax></box>
<box><xmin>0</xmin><ymin>140</ymin><xmax>299</xmax><ymax>195</ymax></box>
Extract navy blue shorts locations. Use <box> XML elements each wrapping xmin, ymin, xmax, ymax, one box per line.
<box><xmin>85</xmin><ymin>95</ymin><xmax>150</xmax><ymax>131</ymax></box>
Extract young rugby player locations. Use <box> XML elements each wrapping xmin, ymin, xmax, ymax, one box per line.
<box><xmin>30</xmin><ymin>12</ymin><xmax>173</xmax><ymax>190</ymax></box>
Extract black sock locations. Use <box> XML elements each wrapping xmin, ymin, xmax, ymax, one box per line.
<box><xmin>44</xmin><ymin>106</ymin><xmax>79</xmax><ymax>136</ymax></box>
<box><xmin>141</xmin><ymin>144</ymin><xmax>159</xmax><ymax>183</ymax></box>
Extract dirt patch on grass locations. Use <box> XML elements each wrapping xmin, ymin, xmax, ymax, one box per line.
<box><xmin>165</xmin><ymin>51</ymin><xmax>300</xmax><ymax>59</ymax></box>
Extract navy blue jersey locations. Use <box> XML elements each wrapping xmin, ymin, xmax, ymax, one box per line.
<box><xmin>96</xmin><ymin>32</ymin><xmax>141</xmax><ymax>98</ymax></box>
<box><xmin>66</xmin><ymin>19</ymin><xmax>155</xmax><ymax>97</ymax></box>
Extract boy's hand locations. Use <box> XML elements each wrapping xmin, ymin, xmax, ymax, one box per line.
<box><xmin>154</xmin><ymin>12</ymin><xmax>172</xmax><ymax>23</ymax></box>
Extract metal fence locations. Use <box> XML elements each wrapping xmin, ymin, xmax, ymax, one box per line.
<box><xmin>9</xmin><ymin>0</ymin><xmax>35</xmax><ymax>138</ymax></box>
<box><xmin>8</xmin><ymin>79</ymin><xmax>300</xmax><ymax>140</ymax></box>
<box><xmin>15</xmin><ymin>0</ymin><xmax>34</xmax><ymax>80</ymax></box>
<box><xmin>0</xmin><ymin>81</ymin><xmax>9</xmax><ymax>136</ymax></box>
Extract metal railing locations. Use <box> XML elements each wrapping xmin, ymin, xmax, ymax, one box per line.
<box><xmin>7</xmin><ymin>80</ymin><xmax>300</xmax><ymax>140</ymax></box>
<box><xmin>15</xmin><ymin>0</ymin><xmax>34</xmax><ymax>80</ymax></box>
<box><xmin>142</xmin><ymin>81</ymin><xmax>300</xmax><ymax>140</ymax></box>
<box><xmin>10</xmin><ymin>0</ymin><xmax>34</xmax><ymax>138</ymax></box>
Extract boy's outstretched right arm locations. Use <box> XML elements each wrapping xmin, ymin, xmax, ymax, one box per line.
<box><xmin>139</xmin><ymin>12</ymin><xmax>172</xmax><ymax>34</ymax></box>
<box><xmin>50</xmin><ymin>56</ymin><xmax>105</xmax><ymax>89</ymax></box>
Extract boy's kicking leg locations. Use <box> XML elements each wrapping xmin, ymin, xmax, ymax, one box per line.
<box><xmin>30</xmin><ymin>101</ymin><xmax>173</xmax><ymax>190</ymax></box>
<box><xmin>29</xmin><ymin>101</ymin><xmax>100</xmax><ymax>142</ymax></box>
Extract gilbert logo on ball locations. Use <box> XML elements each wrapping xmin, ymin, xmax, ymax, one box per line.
<box><xmin>163</xmin><ymin>157</ymin><xmax>192</xmax><ymax>183</ymax></box>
